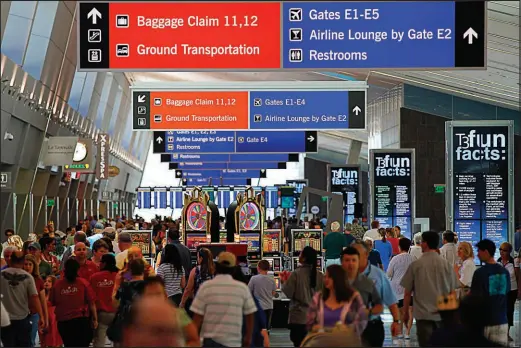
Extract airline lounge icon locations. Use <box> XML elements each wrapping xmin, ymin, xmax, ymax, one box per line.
<box><xmin>290</xmin><ymin>28</ymin><xmax>302</xmax><ymax>42</ymax></box>
<box><xmin>254</xmin><ymin>115</ymin><xmax>262</xmax><ymax>123</ymax></box>
<box><xmin>116</xmin><ymin>15</ymin><xmax>129</xmax><ymax>28</ymax></box>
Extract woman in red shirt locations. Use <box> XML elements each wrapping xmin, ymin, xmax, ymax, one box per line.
<box><xmin>90</xmin><ymin>254</ymin><xmax>118</xmax><ymax>347</ymax></box>
<box><xmin>386</xmin><ymin>228</ymin><xmax>400</xmax><ymax>256</ymax></box>
<box><xmin>51</xmin><ymin>258</ymin><xmax>98</xmax><ymax>347</ymax></box>
<box><xmin>24</xmin><ymin>254</ymin><xmax>49</xmax><ymax>346</ymax></box>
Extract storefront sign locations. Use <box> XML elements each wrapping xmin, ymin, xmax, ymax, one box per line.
<box><xmin>108</xmin><ymin>166</ymin><xmax>120</xmax><ymax>177</ymax></box>
<box><xmin>43</xmin><ymin>136</ymin><xmax>79</xmax><ymax>166</ymax></box>
<box><xmin>64</xmin><ymin>138</ymin><xmax>94</xmax><ymax>173</ymax></box>
<box><xmin>96</xmin><ymin>133</ymin><xmax>109</xmax><ymax>179</ymax></box>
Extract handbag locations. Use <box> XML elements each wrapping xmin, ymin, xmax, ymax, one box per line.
<box><xmin>301</xmin><ymin>296</ymin><xmax>361</xmax><ymax>347</ymax></box>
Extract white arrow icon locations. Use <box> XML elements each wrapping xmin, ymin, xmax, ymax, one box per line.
<box><xmin>87</xmin><ymin>8</ymin><xmax>102</xmax><ymax>25</ymax></box>
<box><xmin>137</xmin><ymin>95</ymin><xmax>146</xmax><ymax>103</ymax></box>
<box><xmin>307</xmin><ymin>135</ymin><xmax>315</xmax><ymax>142</ymax></box>
<box><xmin>353</xmin><ymin>106</ymin><xmax>362</xmax><ymax>115</ymax></box>
<box><xmin>156</xmin><ymin>136</ymin><xmax>163</xmax><ymax>143</ymax></box>
<box><xmin>261</xmin><ymin>169</ymin><xmax>266</xmax><ymax>173</ymax></box>
<box><xmin>463</xmin><ymin>27</ymin><xmax>478</xmax><ymax>44</ymax></box>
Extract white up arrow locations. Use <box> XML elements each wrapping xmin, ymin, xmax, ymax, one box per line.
<box><xmin>137</xmin><ymin>95</ymin><xmax>146</xmax><ymax>103</ymax></box>
<box><xmin>156</xmin><ymin>136</ymin><xmax>163</xmax><ymax>143</ymax></box>
<box><xmin>463</xmin><ymin>28</ymin><xmax>478</xmax><ymax>44</ymax></box>
<box><xmin>307</xmin><ymin>135</ymin><xmax>315</xmax><ymax>142</ymax></box>
<box><xmin>353</xmin><ymin>106</ymin><xmax>362</xmax><ymax>115</ymax></box>
<box><xmin>87</xmin><ymin>8</ymin><xmax>102</xmax><ymax>25</ymax></box>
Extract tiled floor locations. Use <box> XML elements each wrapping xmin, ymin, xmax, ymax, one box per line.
<box><xmin>270</xmin><ymin>302</ymin><xmax>520</xmax><ymax>347</ymax></box>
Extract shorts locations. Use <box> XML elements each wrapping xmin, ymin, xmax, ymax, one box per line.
<box><xmin>398</xmin><ymin>297</ymin><xmax>413</xmax><ymax>308</ymax></box>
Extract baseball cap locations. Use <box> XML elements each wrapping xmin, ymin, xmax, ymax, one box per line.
<box><xmin>28</xmin><ymin>242</ymin><xmax>41</xmax><ymax>250</ymax></box>
<box><xmin>118</xmin><ymin>232</ymin><xmax>132</xmax><ymax>243</ymax></box>
<box><xmin>216</xmin><ymin>252</ymin><xmax>236</xmax><ymax>268</ymax></box>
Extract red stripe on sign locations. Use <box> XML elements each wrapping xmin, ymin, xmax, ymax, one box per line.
<box><xmin>108</xmin><ymin>2</ymin><xmax>281</xmax><ymax>69</ymax></box>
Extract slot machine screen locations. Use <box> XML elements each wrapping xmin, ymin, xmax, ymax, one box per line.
<box><xmin>186</xmin><ymin>233</ymin><xmax>207</xmax><ymax>250</ymax></box>
<box><xmin>239</xmin><ymin>233</ymin><xmax>260</xmax><ymax>253</ymax></box>
<box><xmin>316</xmin><ymin>257</ymin><xmax>323</xmax><ymax>271</ymax></box>
<box><xmin>272</xmin><ymin>257</ymin><xmax>281</xmax><ymax>272</ymax></box>
<box><xmin>274</xmin><ymin>277</ymin><xmax>281</xmax><ymax>290</ymax></box>
<box><xmin>292</xmin><ymin>230</ymin><xmax>322</xmax><ymax>256</ymax></box>
<box><xmin>219</xmin><ymin>231</ymin><xmax>227</xmax><ymax>243</ymax></box>
<box><xmin>266</xmin><ymin>258</ymin><xmax>273</xmax><ymax>270</ymax></box>
<box><xmin>263</xmin><ymin>230</ymin><xmax>281</xmax><ymax>254</ymax></box>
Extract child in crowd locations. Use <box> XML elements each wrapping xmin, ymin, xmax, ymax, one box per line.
<box><xmin>248</xmin><ymin>260</ymin><xmax>277</xmax><ymax>331</ymax></box>
<box><xmin>40</xmin><ymin>275</ymin><xmax>62</xmax><ymax>348</ymax></box>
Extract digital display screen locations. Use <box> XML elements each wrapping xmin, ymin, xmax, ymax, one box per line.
<box><xmin>451</xmin><ymin>126</ymin><xmax>510</xmax><ymax>264</ymax></box>
<box><xmin>281</xmin><ymin>196</ymin><xmax>294</xmax><ymax>209</ymax></box>
<box><xmin>331</xmin><ymin>166</ymin><xmax>359</xmax><ymax>223</ymax></box>
<box><xmin>239</xmin><ymin>232</ymin><xmax>261</xmax><ymax>253</ymax></box>
<box><xmin>292</xmin><ymin>229</ymin><xmax>322</xmax><ymax>255</ymax></box>
<box><xmin>372</xmin><ymin>152</ymin><xmax>413</xmax><ymax>238</ymax></box>
<box><xmin>263</xmin><ymin>230</ymin><xmax>281</xmax><ymax>254</ymax></box>
<box><xmin>186</xmin><ymin>233</ymin><xmax>208</xmax><ymax>250</ymax></box>
<box><xmin>219</xmin><ymin>231</ymin><xmax>227</xmax><ymax>243</ymax></box>
<box><xmin>274</xmin><ymin>277</ymin><xmax>281</xmax><ymax>290</ymax></box>
<box><xmin>264</xmin><ymin>257</ymin><xmax>282</xmax><ymax>272</ymax></box>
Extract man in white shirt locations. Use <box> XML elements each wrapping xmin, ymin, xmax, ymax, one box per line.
<box><xmin>191</xmin><ymin>252</ymin><xmax>257</xmax><ymax>347</ymax></box>
<box><xmin>440</xmin><ymin>231</ymin><xmax>459</xmax><ymax>267</ymax></box>
<box><xmin>364</xmin><ymin>220</ymin><xmax>382</xmax><ymax>241</ymax></box>
<box><xmin>115</xmin><ymin>232</ymin><xmax>134</xmax><ymax>270</ymax></box>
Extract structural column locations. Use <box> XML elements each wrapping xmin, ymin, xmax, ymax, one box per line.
<box><xmin>346</xmin><ymin>140</ymin><xmax>362</xmax><ymax>165</ymax></box>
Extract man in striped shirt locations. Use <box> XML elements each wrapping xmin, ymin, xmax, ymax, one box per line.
<box><xmin>191</xmin><ymin>252</ymin><xmax>257</xmax><ymax>347</ymax></box>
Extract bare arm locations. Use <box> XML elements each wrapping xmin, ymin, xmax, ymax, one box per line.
<box><xmin>192</xmin><ymin>313</ymin><xmax>203</xmax><ymax>333</ymax></box>
<box><xmin>243</xmin><ymin>313</ymin><xmax>254</xmax><ymax>347</ymax></box>
<box><xmin>38</xmin><ymin>289</ymin><xmax>49</xmax><ymax>328</ymax></box>
<box><xmin>112</xmin><ymin>273</ymin><xmax>122</xmax><ymax>309</ymax></box>
<box><xmin>183</xmin><ymin>321</ymin><xmax>201</xmax><ymax>347</ymax></box>
<box><xmin>180</xmin><ymin>269</ymin><xmax>196</xmax><ymax>307</ymax></box>
<box><xmin>29</xmin><ymin>295</ymin><xmax>44</xmax><ymax>321</ymax></box>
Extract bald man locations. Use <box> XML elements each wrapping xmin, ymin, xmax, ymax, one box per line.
<box><xmin>71</xmin><ymin>242</ymin><xmax>98</xmax><ymax>280</ymax></box>
<box><xmin>122</xmin><ymin>297</ymin><xmax>185</xmax><ymax>347</ymax></box>
<box><xmin>60</xmin><ymin>231</ymin><xmax>93</xmax><ymax>270</ymax></box>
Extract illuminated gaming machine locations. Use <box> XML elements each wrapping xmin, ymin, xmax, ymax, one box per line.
<box><xmin>181</xmin><ymin>187</ymin><xmax>220</xmax><ymax>264</ymax></box>
<box><xmin>262</xmin><ymin>229</ymin><xmax>283</xmax><ymax>272</ymax></box>
<box><xmin>227</xmin><ymin>186</ymin><xmax>264</xmax><ymax>263</ymax></box>
<box><xmin>291</xmin><ymin>229</ymin><xmax>324</xmax><ymax>272</ymax></box>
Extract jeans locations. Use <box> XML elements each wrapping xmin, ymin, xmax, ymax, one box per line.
<box><xmin>0</xmin><ymin>315</ymin><xmax>32</xmax><ymax>347</ymax></box>
<box><xmin>362</xmin><ymin>318</ymin><xmax>385</xmax><ymax>347</ymax></box>
<box><xmin>93</xmin><ymin>311</ymin><xmax>115</xmax><ymax>347</ymax></box>
<box><xmin>29</xmin><ymin>313</ymin><xmax>39</xmax><ymax>347</ymax></box>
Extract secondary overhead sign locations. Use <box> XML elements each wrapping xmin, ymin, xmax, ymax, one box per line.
<box><xmin>132</xmin><ymin>82</ymin><xmax>366</xmax><ymax>131</ymax></box>
<box><xmin>175</xmin><ymin>169</ymin><xmax>267</xmax><ymax>179</ymax></box>
<box><xmin>154</xmin><ymin>131</ymin><xmax>317</xmax><ymax>154</ymax></box>
<box><xmin>169</xmin><ymin>162</ymin><xmax>286</xmax><ymax>170</ymax></box>
<box><xmin>161</xmin><ymin>153</ymin><xmax>299</xmax><ymax>163</ymax></box>
<box><xmin>78</xmin><ymin>2</ymin><xmax>485</xmax><ymax>70</ymax></box>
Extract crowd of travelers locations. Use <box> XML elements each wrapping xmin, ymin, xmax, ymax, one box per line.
<box><xmin>0</xmin><ymin>216</ymin><xmax>520</xmax><ymax>347</ymax></box>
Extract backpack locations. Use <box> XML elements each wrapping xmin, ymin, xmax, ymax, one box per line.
<box><xmin>194</xmin><ymin>266</ymin><xmax>213</xmax><ymax>295</ymax></box>
<box><xmin>301</xmin><ymin>295</ymin><xmax>362</xmax><ymax>347</ymax></box>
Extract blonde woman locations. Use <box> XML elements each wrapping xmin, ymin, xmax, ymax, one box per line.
<box><xmin>454</xmin><ymin>242</ymin><xmax>476</xmax><ymax>296</ymax></box>
<box><xmin>7</xmin><ymin>235</ymin><xmax>24</xmax><ymax>251</ymax></box>
<box><xmin>120</xmin><ymin>246</ymin><xmax>155</xmax><ymax>281</ymax></box>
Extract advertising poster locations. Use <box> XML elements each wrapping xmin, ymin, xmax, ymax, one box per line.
<box><xmin>370</xmin><ymin>150</ymin><xmax>415</xmax><ymax>238</ymax></box>
<box><xmin>447</xmin><ymin>122</ymin><xmax>514</xmax><ymax>264</ymax></box>
<box><xmin>328</xmin><ymin>165</ymin><xmax>361</xmax><ymax>224</ymax></box>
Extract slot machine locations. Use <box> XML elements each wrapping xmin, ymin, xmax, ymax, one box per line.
<box><xmin>181</xmin><ymin>187</ymin><xmax>219</xmax><ymax>265</ymax></box>
<box><xmin>290</xmin><ymin>229</ymin><xmax>324</xmax><ymax>272</ymax></box>
<box><xmin>228</xmin><ymin>187</ymin><xmax>264</xmax><ymax>264</ymax></box>
<box><xmin>262</xmin><ymin>229</ymin><xmax>282</xmax><ymax>272</ymax></box>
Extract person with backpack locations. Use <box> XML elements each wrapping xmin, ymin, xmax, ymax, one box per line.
<box><xmin>180</xmin><ymin>248</ymin><xmax>215</xmax><ymax>314</ymax></box>
<box><xmin>304</xmin><ymin>264</ymin><xmax>367</xmax><ymax>346</ymax></box>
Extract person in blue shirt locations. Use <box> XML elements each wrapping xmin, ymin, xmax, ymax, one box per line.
<box><xmin>364</xmin><ymin>238</ymin><xmax>384</xmax><ymax>270</ymax></box>
<box><xmin>514</xmin><ymin>226</ymin><xmax>520</xmax><ymax>254</ymax></box>
<box><xmin>351</xmin><ymin>240</ymin><xmax>401</xmax><ymax>347</ymax></box>
<box><xmin>471</xmin><ymin>239</ymin><xmax>510</xmax><ymax>346</ymax></box>
<box><xmin>373</xmin><ymin>229</ymin><xmax>393</xmax><ymax>271</ymax></box>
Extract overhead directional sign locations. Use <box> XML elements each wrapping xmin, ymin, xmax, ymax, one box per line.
<box><xmin>161</xmin><ymin>153</ymin><xmax>299</xmax><ymax>163</ymax></box>
<box><xmin>182</xmin><ymin>177</ymin><xmax>252</xmax><ymax>186</ymax></box>
<box><xmin>153</xmin><ymin>130</ymin><xmax>318</xmax><ymax>154</ymax></box>
<box><xmin>133</xmin><ymin>82</ymin><xmax>366</xmax><ymax>131</ymax></box>
<box><xmin>78</xmin><ymin>2</ymin><xmax>485</xmax><ymax>70</ymax></box>
<box><xmin>169</xmin><ymin>162</ymin><xmax>286</xmax><ymax>170</ymax></box>
<box><xmin>175</xmin><ymin>169</ymin><xmax>267</xmax><ymax>179</ymax></box>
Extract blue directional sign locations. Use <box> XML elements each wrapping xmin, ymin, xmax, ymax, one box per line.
<box><xmin>175</xmin><ymin>169</ymin><xmax>267</xmax><ymax>179</ymax></box>
<box><xmin>249</xmin><ymin>91</ymin><xmax>364</xmax><ymax>130</ymax></box>
<box><xmin>282</xmin><ymin>2</ymin><xmax>485</xmax><ymax>69</ymax></box>
<box><xmin>153</xmin><ymin>131</ymin><xmax>317</xmax><ymax>154</ymax></box>
<box><xmin>163</xmin><ymin>153</ymin><xmax>299</xmax><ymax>163</ymax></box>
<box><xmin>170</xmin><ymin>162</ymin><xmax>285</xmax><ymax>170</ymax></box>
<box><xmin>183</xmin><ymin>177</ymin><xmax>250</xmax><ymax>186</ymax></box>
